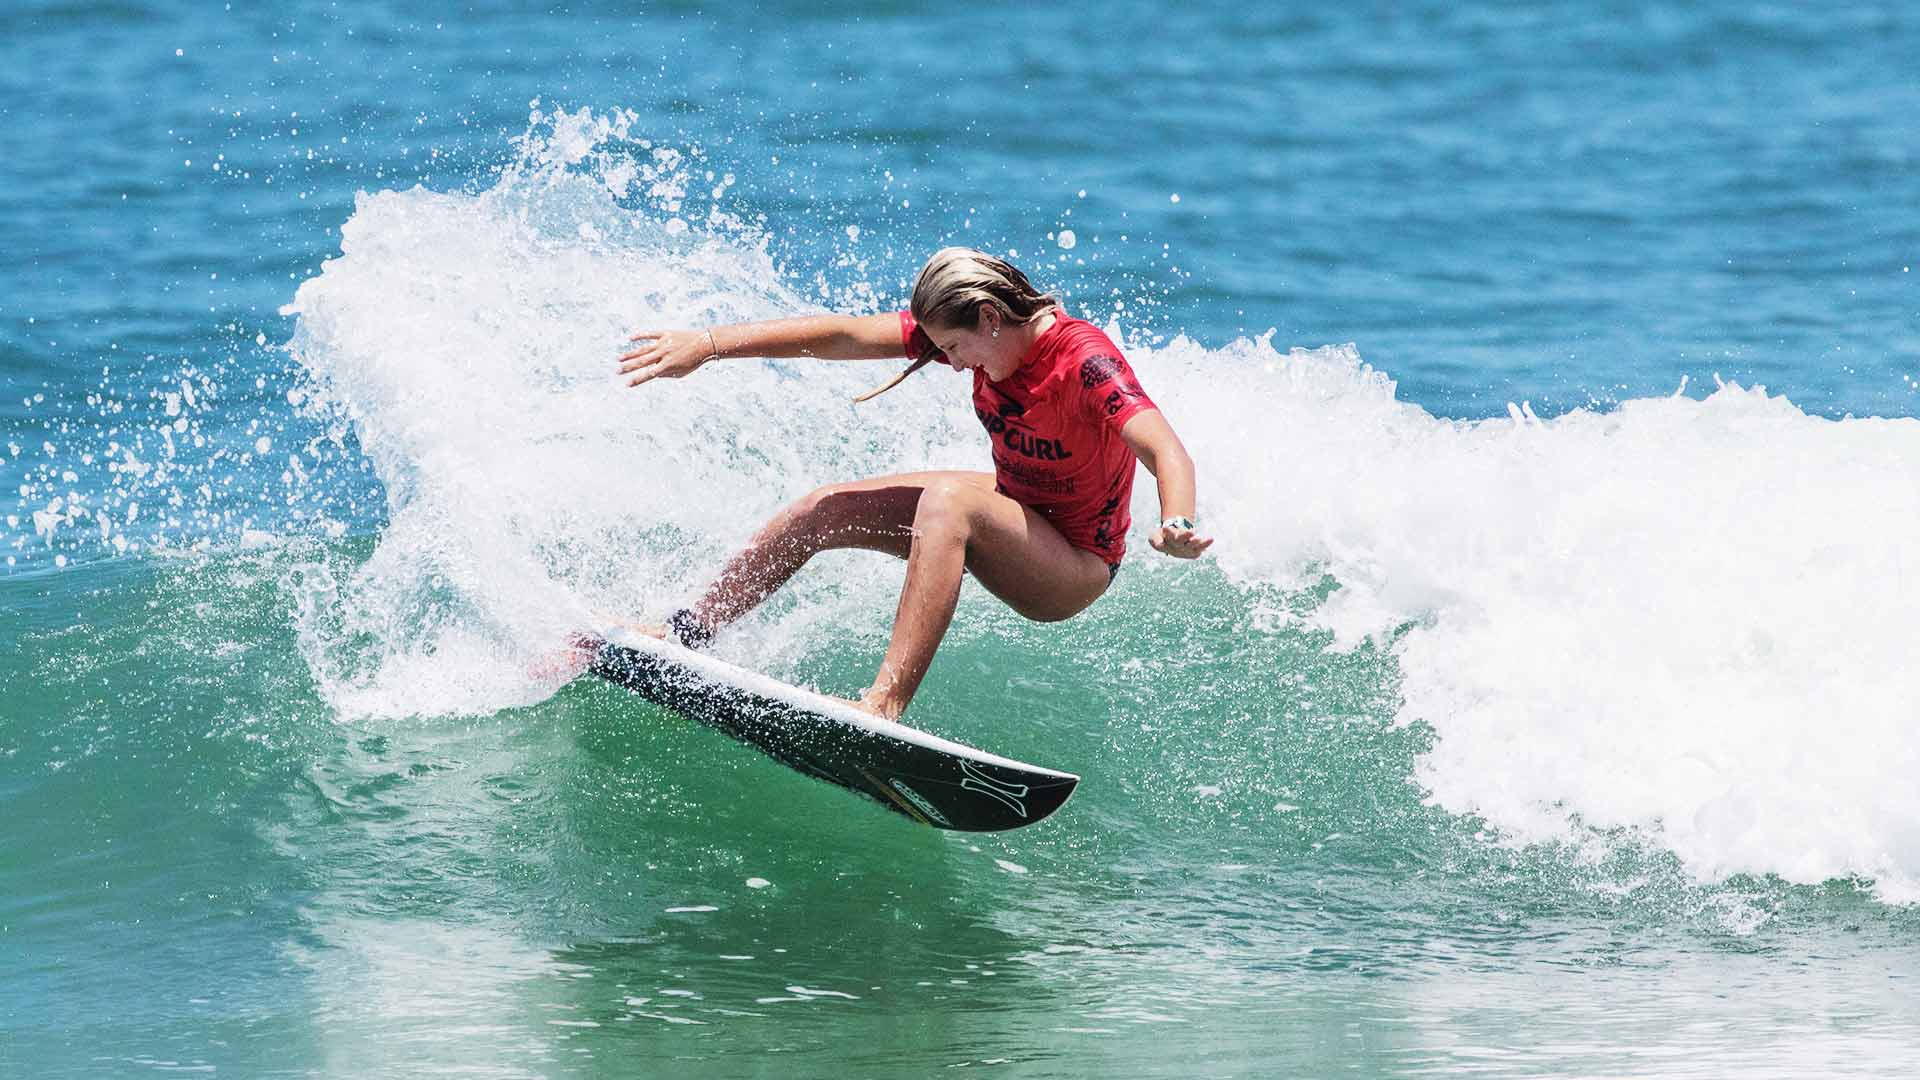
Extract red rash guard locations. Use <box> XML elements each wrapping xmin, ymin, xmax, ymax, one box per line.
<box><xmin>899</xmin><ymin>310</ymin><xmax>1158</xmax><ymax>565</ymax></box>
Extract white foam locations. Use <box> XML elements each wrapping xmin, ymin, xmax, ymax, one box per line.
<box><xmin>1147</xmin><ymin>333</ymin><xmax>1920</xmax><ymax>901</ymax></box>
<box><xmin>283</xmin><ymin>107</ymin><xmax>1920</xmax><ymax>901</ymax></box>
<box><xmin>282</xmin><ymin>108</ymin><xmax>980</xmax><ymax>719</ymax></box>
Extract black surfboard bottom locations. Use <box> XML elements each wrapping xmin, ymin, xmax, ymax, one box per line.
<box><xmin>589</xmin><ymin>636</ymin><xmax>1079</xmax><ymax>832</ymax></box>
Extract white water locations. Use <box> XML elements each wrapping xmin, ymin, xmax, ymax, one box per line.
<box><xmin>282</xmin><ymin>108</ymin><xmax>982</xmax><ymax>717</ymax></box>
<box><xmin>284</xmin><ymin>108</ymin><xmax>1920</xmax><ymax>902</ymax></box>
<box><xmin>1160</xmin><ymin>334</ymin><xmax>1920</xmax><ymax>901</ymax></box>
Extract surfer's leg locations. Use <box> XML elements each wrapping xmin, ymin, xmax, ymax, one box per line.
<box><xmin>686</xmin><ymin>470</ymin><xmax>991</xmax><ymax>632</ymax></box>
<box><xmin>861</xmin><ymin>478</ymin><xmax>1111</xmax><ymax>718</ymax></box>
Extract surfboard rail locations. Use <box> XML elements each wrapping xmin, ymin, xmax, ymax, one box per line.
<box><xmin>588</xmin><ymin>629</ymin><xmax>1079</xmax><ymax>832</ymax></box>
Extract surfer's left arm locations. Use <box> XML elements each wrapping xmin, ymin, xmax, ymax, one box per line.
<box><xmin>1120</xmin><ymin>411</ymin><xmax>1214</xmax><ymax>558</ymax></box>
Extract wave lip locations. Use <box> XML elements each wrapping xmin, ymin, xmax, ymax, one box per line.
<box><xmin>280</xmin><ymin>107</ymin><xmax>1920</xmax><ymax>903</ymax></box>
<box><xmin>277</xmin><ymin>108</ymin><xmax>978</xmax><ymax>721</ymax></box>
<box><xmin>1171</xmin><ymin>338</ymin><xmax>1920</xmax><ymax>901</ymax></box>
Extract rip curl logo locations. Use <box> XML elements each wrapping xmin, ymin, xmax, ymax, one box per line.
<box><xmin>1080</xmin><ymin>354</ymin><xmax>1123</xmax><ymax>389</ymax></box>
<box><xmin>1001</xmin><ymin>429</ymin><xmax>1073</xmax><ymax>461</ymax></box>
<box><xmin>974</xmin><ymin>404</ymin><xmax>1024</xmax><ymax>435</ymax></box>
<box><xmin>959</xmin><ymin>761</ymin><xmax>1031</xmax><ymax>819</ymax></box>
<box><xmin>975</xmin><ymin>401</ymin><xmax>1073</xmax><ymax>461</ymax></box>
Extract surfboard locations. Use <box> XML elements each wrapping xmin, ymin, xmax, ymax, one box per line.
<box><xmin>587</xmin><ymin>629</ymin><xmax>1080</xmax><ymax>832</ymax></box>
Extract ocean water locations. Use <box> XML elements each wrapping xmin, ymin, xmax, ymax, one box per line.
<box><xmin>4</xmin><ymin>2</ymin><xmax>1919</xmax><ymax>1076</ymax></box>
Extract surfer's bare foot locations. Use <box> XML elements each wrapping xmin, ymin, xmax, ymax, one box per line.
<box><xmin>591</xmin><ymin>610</ymin><xmax>669</xmax><ymax>640</ymax></box>
<box><xmin>591</xmin><ymin>607</ymin><xmax>717</xmax><ymax>651</ymax></box>
<box><xmin>841</xmin><ymin>687</ymin><xmax>904</xmax><ymax>721</ymax></box>
<box><xmin>526</xmin><ymin>631</ymin><xmax>604</xmax><ymax>683</ymax></box>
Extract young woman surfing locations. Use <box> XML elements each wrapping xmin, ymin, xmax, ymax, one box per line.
<box><xmin>610</xmin><ymin>247</ymin><xmax>1212</xmax><ymax>719</ymax></box>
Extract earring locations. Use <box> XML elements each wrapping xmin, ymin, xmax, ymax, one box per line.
<box><xmin>991</xmin><ymin>329</ymin><xmax>1000</xmax><ymax>338</ymax></box>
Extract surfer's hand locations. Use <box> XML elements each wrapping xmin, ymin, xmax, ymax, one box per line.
<box><xmin>619</xmin><ymin>328</ymin><xmax>719</xmax><ymax>387</ymax></box>
<box><xmin>1150</xmin><ymin>523</ymin><xmax>1213</xmax><ymax>559</ymax></box>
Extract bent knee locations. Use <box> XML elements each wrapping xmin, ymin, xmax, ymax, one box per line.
<box><xmin>912</xmin><ymin>480</ymin><xmax>981</xmax><ymax>534</ymax></box>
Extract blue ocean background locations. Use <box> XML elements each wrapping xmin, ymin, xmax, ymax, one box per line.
<box><xmin>4</xmin><ymin>3</ymin><xmax>1918</xmax><ymax>1076</ymax></box>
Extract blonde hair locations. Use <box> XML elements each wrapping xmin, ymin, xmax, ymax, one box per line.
<box><xmin>854</xmin><ymin>248</ymin><xmax>1058</xmax><ymax>403</ymax></box>
<box><xmin>910</xmin><ymin>247</ymin><xmax>1058</xmax><ymax>330</ymax></box>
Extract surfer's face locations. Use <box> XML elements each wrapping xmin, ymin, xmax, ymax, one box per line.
<box><xmin>929</xmin><ymin>311</ymin><xmax>1020</xmax><ymax>381</ymax></box>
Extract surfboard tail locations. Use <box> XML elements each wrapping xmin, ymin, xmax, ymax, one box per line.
<box><xmin>590</xmin><ymin>637</ymin><xmax>1079</xmax><ymax>832</ymax></box>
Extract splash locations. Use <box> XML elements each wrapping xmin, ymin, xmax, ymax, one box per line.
<box><xmin>0</xmin><ymin>342</ymin><xmax>342</xmax><ymax>571</ymax></box>
<box><xmin>282</xmin><ymin>107</ymin><xmax>1920</xmax><ymax>903</ymax></box>
<box><xmin>280</xmin><ymin>107</ymin><xmax>980</xmax><ymax>717</ymax></box>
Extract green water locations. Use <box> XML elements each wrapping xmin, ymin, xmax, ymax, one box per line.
<box><xmin>9</xmin><ymin>0</ymin><xmax>1920</xmax><ymax>1072</ymax></box>
<box><xmin>5</xmin><ymin>548</ymin><xmax>1915</xmax><ymax>1077</ymax></box>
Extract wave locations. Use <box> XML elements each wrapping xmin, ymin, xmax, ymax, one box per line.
<box><xmin>1163</xmin><ymin>333</ymin><xmax>1920</xmax><ymax>901</ymax></box>
<box><xmin>276</xmin><ymin>108</ymin><xmax>1920</xmax><ymax>903</ymax></box>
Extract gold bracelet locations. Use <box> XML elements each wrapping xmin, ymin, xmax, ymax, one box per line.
<box><xmin>705</xmin><ymin>328</ymin><xmax>720</xmax><ymax>361</ymax></box>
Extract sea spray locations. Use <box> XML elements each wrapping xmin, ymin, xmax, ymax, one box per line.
<box><xmin>280</xmin><ymin>108</ymin><xmax>981</xmax><ymax>717</ymax></box>
<box><xmin>280</xmin><ymin>108</ymin><xmax>1920</xmax><ymax>901</ymax></box>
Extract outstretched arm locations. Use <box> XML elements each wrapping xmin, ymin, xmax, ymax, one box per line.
<box><xmin>619</xmin><ymin>313</ymin><xmax>903</xmax><ymax>387</ymax></box>
<box><xmin>1120</xmin><ymin>409</ymin><xmax>1215</xmax><ymax>558</ymax></box>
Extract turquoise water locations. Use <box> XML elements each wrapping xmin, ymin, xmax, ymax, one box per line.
<box><xmin>5</xmin><ymin>3</ymin><xmax>1919</xmax><ymax>1076</ymax></box>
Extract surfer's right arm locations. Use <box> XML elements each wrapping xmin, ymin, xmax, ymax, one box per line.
<box><xmin>619</xmin><ymin>314</ymin><xmax>903</xmax><ymax>387</ymax></box>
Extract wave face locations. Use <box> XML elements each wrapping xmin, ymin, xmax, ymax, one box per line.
<box><xmin>278</xmin><ymin>109</ymin><xmax>1920</xmax><ymax>902</ymax></box>
<box><xmin>9</xmin><ymin>1</ymin><xmax>1920</xmax><ymax>1066</ymax></box>
<box><xmin>1178</xmin><ymin>340</ymin><xmax>1920</xmax><ymax>900</ymax></box>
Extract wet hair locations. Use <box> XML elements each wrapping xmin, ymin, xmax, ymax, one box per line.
<box><xmin>908</xmin><ymin>247</ymin><xmax>1058</xmax><ymax>331</ymax></box>
<box><xmin>854</xmin><ymin>248</ymin><xmax>1058</xmax><ymax>403</ymax></box>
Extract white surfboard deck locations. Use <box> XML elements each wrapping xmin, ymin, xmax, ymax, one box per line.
<box><xmin>588</xmin><ymin>628</ymin><xmax>1080</xmax><ymax>831</ymax></box>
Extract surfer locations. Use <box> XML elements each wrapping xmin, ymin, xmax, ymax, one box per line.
<box><xmin>612</xmin><ymin>247</ymin><xmax>1212</xmax><ymax>718</ymax></box>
